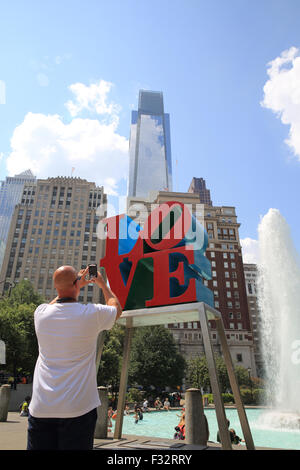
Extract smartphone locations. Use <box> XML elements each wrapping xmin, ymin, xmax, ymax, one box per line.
<box><xmin>88</xmin><ymin>264</ymin><xmax>98</xmax><ymax>280</ymax></box>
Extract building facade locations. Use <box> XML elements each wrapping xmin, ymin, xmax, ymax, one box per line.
<box><xmin>188</xmin><ymin>177</ymin><xmax>213</xmax><ymax>206</ymax></box>
<box><xmin>0</xmin><ymin>176</ymin><xmax>106</xmax><ymax>303</ymax></box>
<box><xmin>128</xmin><ymin>90</ymin><xmax>173</xmax><ymax>198</ymax></box>
<box><xmin>0</xmin><ymin>170</ymin><xmax>36</xmax><ymax>272</ymax></box>
<box><xmin>126</xmin><ymin>186</ymin><xmax>257</xmax><ymax>375</ymax></box>
<box><xmin>244</xmin><ymin>263</ymin><xmax>263</xmax><ymax>377</ymax></box>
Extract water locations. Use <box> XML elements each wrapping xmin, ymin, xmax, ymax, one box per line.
<box><xmin>112</xmin><ymin>409</ymin><xmax>300</xmax><ymax>449</ymax></box>
<box><xmin>257</xmin><ymin>209</ymin><xmax>300</xmax><ymax>428</ymax></box>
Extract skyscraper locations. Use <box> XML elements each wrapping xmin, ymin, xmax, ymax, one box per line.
<box><xmin>128</xmin><ymin>90</ymin><xmax>172</xmax><ymax>197</ymax></box>
<box><xmin>188</xmin><ymin>177</ymin><xmax>213</xmax><ymax>206</ymax></box>
<box><xmin>0</xmin><ymin>169</ymin><xmax>36</xmax><ymax>272</ymax></box>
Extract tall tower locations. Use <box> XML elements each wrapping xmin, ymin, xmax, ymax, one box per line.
<box><xmin>128</xmin><ymin>90</ymin><xmax>172</xmax><ymax>197</ymax></box>
<box><xmin>0</xmin><ymin>169</ymin><xmax>36</xmax><ymax>271</ymax></box>
<box><xmin>188</xmin><ymin>177</ymin><xmax>213</xmax><ymax>206</ymax></box>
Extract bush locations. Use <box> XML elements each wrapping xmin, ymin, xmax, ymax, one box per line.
<box><xmin>203</xmin><ymin>393</ymin><xmax>214</xmax><ymax>404</ymax></box>
<box><xmin>222</xmin><ymin>393</ymin><xmax>234</xmax><ymax>404</ymax></box>
<box><xmin>203</xmin><ymin>393</ymin><xmax>234</xmax><ymax>404</ymax></box>
<box><xmin>252</xmin><ymin>388</ymin><xmax>266</xmax><ymax>405</ymax></box>
<box><xmin>126</xmin><ymin>388</ymin><xmax>144</xmax><ymax>404</ymax></box>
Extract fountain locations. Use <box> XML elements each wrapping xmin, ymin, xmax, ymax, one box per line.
<box><xmin>257</xmin><ymin>208</ymin><xmax>300</xmax><ymax>430</ymax></box>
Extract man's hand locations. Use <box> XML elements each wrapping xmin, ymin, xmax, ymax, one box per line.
<box><xmin>90</xmin><ymin>270</ymin><xmax>122</xmax><ymax>320</ymax></box>
<box><xmin>77</xmin><ymin>266</ymin><xmax>90</xmax><ymax>289</ymax></box>
<box><xmin>89</xmin><ymin>270</ymin><xmax>105</xmax><ymax>288</ymax></box>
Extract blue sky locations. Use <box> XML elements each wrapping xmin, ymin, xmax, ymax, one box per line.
<box><xmin>1</xmin><ymin>0</ymin><xmax>300</xmax><ymax>260</ymax></box>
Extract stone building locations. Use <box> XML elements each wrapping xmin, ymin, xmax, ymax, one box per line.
<box><xmin>244</xmin><ymin>263</ymin><xmax>263</xmax><ymax>377</ymax></box>
<box><xmin>0</xmin><ymin>176</ymin><xmax>106</xmax><ymax>303</ymax></box>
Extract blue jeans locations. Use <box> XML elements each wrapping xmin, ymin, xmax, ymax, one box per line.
<box><xmin>27</xmin><ymin>408</ymin><xmax>97</xmax><ymax>450</ymax></box>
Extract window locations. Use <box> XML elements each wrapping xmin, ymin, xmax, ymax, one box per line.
<box><xmin>210</xmin><ymin>251</ymin><xmax>215</xmax><ymax>258</ymax></box>
<box><xmin>223</xmin><ymin>253</ymin><xmax>227</xmax><ymax>259</ymax></box>
<box><xmin>236</xmin><ymin>354</ymin><xmax>243</xmax><ymax>362</ymax></box>
<box><xmin>226</xmin><ymin>291</ymin><xmax>231</xmax><ymax>298</ymax></box>
<box><xmin>224</xmin><ymin>262</ymin><xmax>228</xmax><ymax>268</ymax></box>
<box><xmin>231</xmin><ymin>262</ymin><xmax>236</xmax><ymax>269</ymax></box>
<box><xmin>229</xmin><ymin>323</ymin><xmax>234</xmax><ymax>329</ymax></box>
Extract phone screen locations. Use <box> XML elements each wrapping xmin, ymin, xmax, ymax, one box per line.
<box><xmin>88</xmin><ymin>264</ymin><xmax>98</xmax><ymax>279</ymax></box>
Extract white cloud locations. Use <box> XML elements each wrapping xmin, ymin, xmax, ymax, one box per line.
<box><xmin>6</xmin><ymin>81</ymin><xmax>129</xmax><ymax>195</ymax></box>
<box><xmin>65</xmin><ymin>80</ymin><xmax>121</xmax><ymax>120</ymax></box>
<box><xmin>261</xmin><ymin>46</ymin><xmax>300</xmax><ymax>159</ymax></box>
<box><xmin>240</xmin><ymin>237</ymin><xmax>259</xmax><ymax>264</ymax></box>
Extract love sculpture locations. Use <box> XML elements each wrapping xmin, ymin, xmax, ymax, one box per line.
<box><xmin>98</xmin><ymin>201</ymin><xmax>255</xmax><ymax>450</ymax></box>
<box><xmin>100</xmin><ymin>201</ymin><xmax>214</xmax><ymax>310</ymax></box>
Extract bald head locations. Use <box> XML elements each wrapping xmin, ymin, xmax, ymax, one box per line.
<box><xmin>53</xmin><ymin>266</ymin><xmax>78</xmax><ymax>296</ymax></box>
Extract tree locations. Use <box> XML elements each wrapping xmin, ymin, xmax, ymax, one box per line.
<box><xmin>186</xmin><ymin>354</ymin><xmax>258</xmax><ymax>394</ymax></box>
<box><xmin>186</xmin><ymin>355</ymin><xmax>210</xmax><ymax>391</ymax></box>
<box><xmin>0</xmin><ymin>281</ymin><xmax>44</xmax><ymax>376</ymax></box>
<box><xmin>128</xmin><ymin>325</ymin><xmax>186</xmax><ymax>390</ymax></box>
<box><xmin>97</xmin><ymin>324</ymin><xmax>125</xmax><ymax>396</ymax></box>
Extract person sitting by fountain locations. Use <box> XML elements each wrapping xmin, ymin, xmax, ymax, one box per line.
<box><xmin>230</xmin><ymin>428</ymin><xmax>244</xmax><ymax>445</ymax></box>
<box><xmin>217</xmin><ymin>419</ymin><xmax>234</xmax><ymax>443</ymax></box>
<box><xmin>154</xmin><ymin>398</ymin><xmax>162</xmax><ymax>410</ymax></box>
<box><xmin>174</xmin><ymin>413</ymin><xmax>185</xmax><ymax>440</ymax></box>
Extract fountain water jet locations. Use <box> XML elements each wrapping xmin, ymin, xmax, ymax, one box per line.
<box><xmin>257</xmin><ymin>208</ymin><xmax>300</xmax><ymax>430</ymax></box>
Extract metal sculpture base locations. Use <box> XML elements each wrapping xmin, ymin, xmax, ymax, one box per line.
<box><xmin>97</xmin><ymin>302</ymin><xmax>255</xmax><ymax>450</ymax></box>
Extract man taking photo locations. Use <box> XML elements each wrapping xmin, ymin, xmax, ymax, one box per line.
<box><xmin>27</xmin><ymin>265</ymin><xmax>122</xmax><ymax>450</ymax></box>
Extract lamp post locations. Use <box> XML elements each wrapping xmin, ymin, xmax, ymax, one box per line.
<box><xmin>0</xmin><ymin>280</ymin><xmax>15</xmax><ymax>299</ymax></box>
<box><xmin>247</xmin><ymin>367</ymin><xmax>253</xmax><ymax>403</ymax></box>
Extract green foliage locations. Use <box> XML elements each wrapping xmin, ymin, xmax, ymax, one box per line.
<box><xmin>186</xmin><ymin>355</ymin><xmax>231</xmax><ymax>393</ymax></box>
<box><xmin>97</xmin><ymin>324</ymin><xmax>125</xmax><ymax>392</ymax></box>
<box><xmin>128</xmin><ymin>325</ymin><xmax>186</xmax><ymax>390</ymax></box>
<box><xmin>186</xmin><ymin>355</ymin><xmax>263</xmax><ymax>397</ymax></box>
<box><xmin>126</xmin><ymin>387</ymin><xmax>144</xmax><ymax>403</ymax></box>
<box><xmin>186</xmin><ymin>356</ymin><xmax>210</xmax><ymax>390</ymax></box>
<box><xmin>0</xmin><ymin>281</ymin><xmax>44</xmax><ymax>375</ymax></box>
<box><xmin>203</xmin><ymin>393</ymin><xmax>234</xmax><ymax>404</ymax></box>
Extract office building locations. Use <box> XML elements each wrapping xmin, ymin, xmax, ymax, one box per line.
<box><xmin>0</xmin><ymin>176</ymin><xmax>106</xmax><ymax>303</ymax></box>
<box><xmin>188</xmin><ymin>177</ymin><xmax>212</xmax><ymax>206</ymax></box>
<box><xmin>126</xmin><ymin>186</ymin><xmax>257</xmax><ymax>375</ymax></box>
<box><xmin>0</xmin><ymin>170</ymin><xmax>36</xmax><ymax>272</ymax></box>
<box><xmin>244</xmin><ymin>263</ymin><xmax>263</xmax><ymax>376</ymax></box>
<box><xmin>128</xmin><ymin>90</ymin><xmax>172</xmax><ymax>198</ymax></box>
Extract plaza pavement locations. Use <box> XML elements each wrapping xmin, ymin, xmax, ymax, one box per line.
<box><xmin>0</xmin><ymin>412</ymin><xmax>277</xmax><ymax>451</ymax></box>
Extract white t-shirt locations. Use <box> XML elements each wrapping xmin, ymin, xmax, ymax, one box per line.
<box><xmin>29</xmin><ymin>302</ymin><xmax>117</xmax><ymax>418</ymax></box>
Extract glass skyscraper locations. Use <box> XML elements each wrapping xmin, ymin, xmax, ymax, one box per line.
<box><xmin>128</xmin><ymin>90</ymin><xmax>172</xmax><ymax>197</ymax></box>
<box><xmin>0</xmin><ymin>169</ymin><xmax>36</xmax><ymax>272</ymax></box>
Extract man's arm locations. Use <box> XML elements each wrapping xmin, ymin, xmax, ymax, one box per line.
<box><xmin>92</xmin><ymin>271</ymin><xmax>122</xmax><ymax>320</ymax></box>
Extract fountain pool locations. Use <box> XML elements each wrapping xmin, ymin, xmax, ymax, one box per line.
<box><xmin>111</xmin><ymin>409</ymin><xmax>300</xmax><ymax>450</ymax></box>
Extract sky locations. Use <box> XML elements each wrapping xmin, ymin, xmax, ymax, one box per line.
<box><xmin>1</xmin><ymin>0</ymin><xmax>300</xmax><ymax>262</ymax></box>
